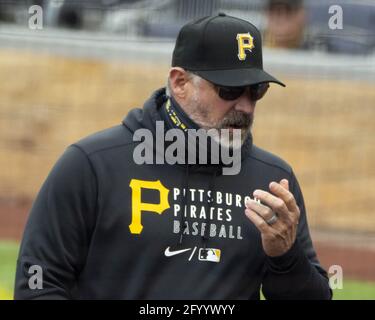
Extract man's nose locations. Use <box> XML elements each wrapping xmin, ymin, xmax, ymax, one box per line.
<box><xmin>234</xmin><ymin>93</ymin><xmax>256</xmax><ymax>114</ymax></box>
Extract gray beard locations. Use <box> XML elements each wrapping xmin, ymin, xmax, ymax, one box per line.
<box><xmin>186</xmin><ymin>98</ymin><xmax>253</xmax><ymax>148</ymax></box>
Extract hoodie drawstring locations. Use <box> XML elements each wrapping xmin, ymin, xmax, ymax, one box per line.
<box><xmin>178</xmin><ymin>164</ymin><xmax>190</xmax><ymax>246</ymax></box>
<box><xmin>178</xmin><ymin>164</ymin><xmax>219</xmax><ymax>249</ymax></box>
<box><xmin>202</xmin><ymin>169</ymin><xmax>218</xmax><ymax>249</ymax></box>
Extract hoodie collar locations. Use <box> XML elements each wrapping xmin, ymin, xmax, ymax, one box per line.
<box><xmin>122</xmin><ymin>88</ymin><xmax>253</xmax><ymax>173</ymax></box>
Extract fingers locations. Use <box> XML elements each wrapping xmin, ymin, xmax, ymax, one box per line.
<box><xmin>253</xmin><ymin>188</ymin><xmax>290</xmax><ymax>221</ymax></box>
<box><xmin>269</xmin><ymin>180</ymin><xmax>301</xmax><ymax>224</ymax></box>
<box><xmin>245</xmin><ymin>208</ymin><xmax>272</xmax><ymax>234</ymax></box>
<box><xmin>245</xmin><ymin>180</ymin><xmax>300</xmax><ymax>257</ymax></box>
<box><xmin>269</xmin><ymin>180</ymin><xmax>299</xmax><ymax>215</ymax></box>
<box><xmin>280</xmin><ymin>178</ymin><xmax>289</xmax><ymax>191</ymax></box>
<box><xmin>246</xmin><ymin>199</ymin><xmax>275</xmax><ymax>222</ymax></box>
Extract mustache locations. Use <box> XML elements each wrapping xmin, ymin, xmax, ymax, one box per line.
<box><xmin>219</xmin><ymin>111</ymin><xmax>253</xmax><ymax>129</ymax></box>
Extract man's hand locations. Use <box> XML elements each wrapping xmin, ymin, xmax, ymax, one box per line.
<box><xmin>245</xmin><ymin>179</ymin><xmax>300</xmax><ymax>257</ymax></box>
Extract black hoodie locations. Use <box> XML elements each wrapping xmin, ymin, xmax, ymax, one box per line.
<box><xmin>14</xmin><ymin>88</ymin><xmax>332</xmax><ymax>300</ymax></box>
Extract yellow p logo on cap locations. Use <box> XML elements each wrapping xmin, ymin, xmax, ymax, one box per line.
<box><xmin>237</xmin><ymin>33</ymin><xmax>255</xmax><ymax>61</ymax></box>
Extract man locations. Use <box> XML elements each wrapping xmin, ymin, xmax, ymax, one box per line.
<box><xmin>264</xmin><ymin>0</ymin><xmax>307</xmax><ymax>49</ymax></box>
<box><xmin>15</xmin><ymin>13</ymin><xmax>331</xmax><ymax>299</ymax></box>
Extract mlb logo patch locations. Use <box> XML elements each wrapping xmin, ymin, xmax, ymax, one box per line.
<box><xmin>198</xmin><ymin>248</ymin><xmax>221</xmax><ymax>263</ymax></box>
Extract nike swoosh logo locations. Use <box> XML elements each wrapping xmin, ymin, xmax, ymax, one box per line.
<box><xmin>164</xmin><ymin>247</ymin><xmax>191</xmax><ymax>257</ymax></box>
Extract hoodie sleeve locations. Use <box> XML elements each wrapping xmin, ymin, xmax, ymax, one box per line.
<box><xmin>261</xmin><ymin>171</ymin><xmax>332</xmax><ymax>300</ymax></box>
<box><xmin>14</xmin><ymin>145</ymin><xmax>97</xmax><ymax>300</ymax></box>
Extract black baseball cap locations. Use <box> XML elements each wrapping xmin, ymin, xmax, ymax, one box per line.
<box><xmin>172</xmin><ymin>13</ymin><xmax>285</xmax><ymax>87</ymax></box>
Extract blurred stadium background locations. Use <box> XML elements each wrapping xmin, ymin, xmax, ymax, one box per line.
<box><xmin>0</xmin><ymin>0</ymin><xmax>375</xmax><ymax>300</ymax></box>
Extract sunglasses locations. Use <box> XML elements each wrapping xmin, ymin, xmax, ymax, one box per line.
<box><xmin>214</xmin><ymin>83</ymin><xmax>270</xmax><ymax>101</ymax></box>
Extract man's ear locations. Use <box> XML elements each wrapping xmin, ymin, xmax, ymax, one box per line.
<box><xmin>168</xmin><ymin>67</ymin><xmax>190</xmax><ymax>99</ymax></box>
